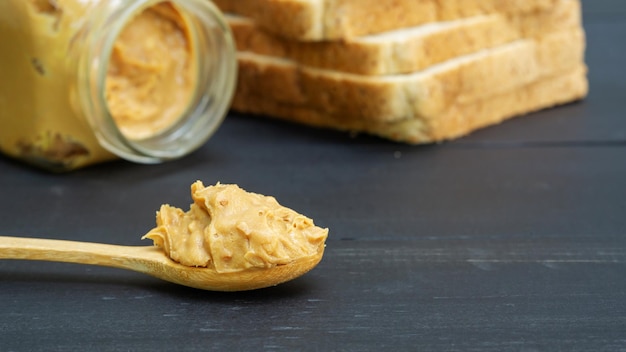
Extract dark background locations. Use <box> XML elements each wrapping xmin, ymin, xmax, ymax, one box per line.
<box><xmin>1</xmin><ymin>1</ymin><xmax>625</xmax><ymax>351</ymax></box>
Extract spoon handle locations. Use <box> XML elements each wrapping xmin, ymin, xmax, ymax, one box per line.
<box><xmin>0</xmin><ymin>235</ymin><xmax>159</xmax><ymax>273</ymax></box>
<box><xmin>0</xmin><ymin>235</ymin><xmax>325</xmax><ymax>291</ymax></box>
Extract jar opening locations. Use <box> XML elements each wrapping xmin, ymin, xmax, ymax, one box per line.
<box><xmin>76</xmin><ymin>0</ymin><xmax>236</xmax><ymax>163</ymax></box>
<box><xmin>105</xmin><ymin>2</ymin><xmax>196</xmax><ymax>141</ymax></box>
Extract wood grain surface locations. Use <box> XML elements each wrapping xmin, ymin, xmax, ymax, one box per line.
<box><xmin>1</xmin><ymin>1</ymin><xmax>625</xmax><ymax>351</ymax></box>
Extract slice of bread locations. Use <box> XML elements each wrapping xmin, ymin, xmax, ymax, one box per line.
<box><xmin>213</xmin><ymin>0</ymin><xmax>562</xmax><ymax>41</ymax></box>
<box><xmin>228</xmin><ymin>0</ymin><xmax>581</xmax><ymax>75</ymax></box>
<box><xmin>233</xmin><ymin>28</ymin><xmax>586</xmax><ymax>124</ymax></box>
<box><xmin>229</xmin><ymin>15</ymin><xmax>519</xmax><ymax>76</ymax></box>
<box><xmin>230</xmin><ymin>65</ymin><xmax>588</xmax><ymax>143</ymax></box>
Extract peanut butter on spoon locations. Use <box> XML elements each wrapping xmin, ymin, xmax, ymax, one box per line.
<box><xmin>143</xmin><ymin>181</ymin><xmax>329</xmax><ymax>275</ymax></box>
<box><xmin>0</xmin><ymin>182</ymin><xmax>328</xmax><ymax>291</ymax></box>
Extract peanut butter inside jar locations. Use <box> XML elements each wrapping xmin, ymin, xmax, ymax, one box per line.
<box><xmin>106</xmin><ymin>3</ymin><xmax>194</xmax><ymax>140</ymax></box>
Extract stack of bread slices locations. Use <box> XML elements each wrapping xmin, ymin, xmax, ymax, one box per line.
<box><xmin>213</xmin><ymin>0</ymin><xmax>588</xmax><ymax>143</ymax></box>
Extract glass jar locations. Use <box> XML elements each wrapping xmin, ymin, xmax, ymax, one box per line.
<box><xmin>0</xmin><ymin>0</ymin><xmax>236</xmax><ymax>171</ymax></box>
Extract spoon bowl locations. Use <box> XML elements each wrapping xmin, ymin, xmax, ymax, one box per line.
<box><xmin>0</xmin><ymin>236</ymin><xmax>324</xmax><ymax>291</ymax></box>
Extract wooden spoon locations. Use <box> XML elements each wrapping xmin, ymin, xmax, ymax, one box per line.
<box><xmin>0</xmin><ymin>235</ymin><xmax>324</xmax><ymax>291</ymax></box>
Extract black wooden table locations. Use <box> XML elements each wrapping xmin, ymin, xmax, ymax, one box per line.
<box><xmin>1</xmin><ymin>2</ymin><xmax>625</xmax><ymax>351</ymax></box>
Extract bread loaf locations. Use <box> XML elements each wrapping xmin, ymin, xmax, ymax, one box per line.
<box><xmin>221</xmin><ymin>0</ymin><xmax>587</xmax><ymax>144</ymax></box>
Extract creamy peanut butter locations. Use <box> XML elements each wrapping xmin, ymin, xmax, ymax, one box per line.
<box><xmin>143</xmin><ymin>182</ymin><xmax>329</xmax><ymax>273</ymax></box>
<box><xmin>106</xmin><ymin>4</ymin><xmax>194</xmax><ymax>140</ymax></box>
<box><xmin>0</xmin><ymin>1</ymin><xmax>196</xmax><ymax>170</ymax></box>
